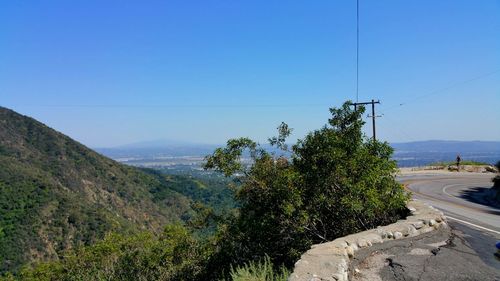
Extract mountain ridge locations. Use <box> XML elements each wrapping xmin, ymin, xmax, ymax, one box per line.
<box><xmin>0</xmin><ymin>106</ymin><xmax>193</xmax><ymax>273</ymax></box>
<box><xmin>390</xmin><ymin>140</ymin><xmax>500</xmax><ymax>152</ymax></box>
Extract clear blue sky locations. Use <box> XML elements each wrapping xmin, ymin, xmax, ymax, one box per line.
<box><xmin>1</xmin><ymin>0</ymin><xmax>499</xmax><ymax>147</ymax></box>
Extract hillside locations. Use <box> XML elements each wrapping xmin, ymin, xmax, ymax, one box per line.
<box><xmin>0</xmin><ymin>107</ymin><xmax>195</xmax><ymax>273</ymax></box>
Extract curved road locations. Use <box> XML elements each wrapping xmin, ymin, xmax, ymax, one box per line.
<box><xmin>398</xmin><ymin>172</ymin><xmax>500</xmax><ymax>270</ymax></box>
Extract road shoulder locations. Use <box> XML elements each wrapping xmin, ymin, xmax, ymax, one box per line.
<box><xmin>349</xmin><ymin>224</ymin><xmax>500</xmax><ymax>281</ymax></box>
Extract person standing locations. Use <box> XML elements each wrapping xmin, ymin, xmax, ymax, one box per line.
<box><xmin>456</xmin><ymin>155</ymin><xmax>461</xmax><ymax>171</ymax></box>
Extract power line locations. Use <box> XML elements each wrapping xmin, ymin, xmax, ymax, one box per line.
<box><xmin>381</xmin><ymin>68</ymin><xmax>500</xmax><ymax>112</ymax></box>
<box><xmin>7</xmin><ymin>103</ymin><xmax>334</xmax><ymax>109</ymax></box>
<box><xmin>376</xmin><ymin>68</ymin><xmax>500</xmax><ymax>142</ymax></box>
<box><xmin>356</xmin><ymin>0</ymin><xmax>360</xmax><ymax>102</ymax></box>
<box><xmin>379</xmin><ymin>114</ymin><xmax>418</xmax><ymax>142</ymax></box>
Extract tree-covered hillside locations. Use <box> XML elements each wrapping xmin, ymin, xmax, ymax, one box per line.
<box><xmin>1</xmin><ymin>102</ymin><xmax>409</xmax><ymax>281</ymax></box>
<box><xmin>0</xmin><ymin>107</ymin><xmax>210</xmax><ymax>273</ymax></box>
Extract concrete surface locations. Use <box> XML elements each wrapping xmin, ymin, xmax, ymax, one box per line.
<box><xmin>349</xmin><ymin>224</ymin><xmax>500</xmax><ymax>281</ymax></box>
<box><xmin>290</xmin><ymin>172</ymin><xmax>500</xmax><ymax>281</ymax></box>
<box><xmin>289</xmin><ymin>200</ymin><xmax>446</xmax><ymax>281</ymax></box>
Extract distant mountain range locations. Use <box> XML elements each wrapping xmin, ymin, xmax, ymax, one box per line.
<box><xmin>95</xmin><ymin>140</ymin><xmax>289</xmax><ymax>160</ymax></box>
<box><xmin>114</xmin><ymin>139</ymin><xmax>213</xmax><ymax>149</ymax></box>
<box><xmin>390</xmin><ymin>140</ymin><xmax>500</xmax><ymax>153</ymax></box>
<box><xmin>391</xmin><ymin>140</ymin><xmax>500</xmax><ymax>167</ymax></box>
<box><xmin>95</xmin><ymin>141</ymin><xmax>219</xmax><ymax>159</ymax></box>
<box><xmin>97</xmin><ymin>139</ymin><xmax>500</xmax><ymax>167</ymax></box>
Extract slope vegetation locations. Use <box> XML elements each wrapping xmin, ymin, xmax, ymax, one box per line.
<box><xmin>0</xmin><ymin>107</ymin><xmax>192</xmax><ymax>273</ymax></box>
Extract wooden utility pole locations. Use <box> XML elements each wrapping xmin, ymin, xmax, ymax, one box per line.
<box><xmin>351</xmin><ymin>99</ymin><xmax>380</xmax><ymax>141</ymax></box>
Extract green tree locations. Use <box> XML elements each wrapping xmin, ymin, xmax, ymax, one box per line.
<box><xmin>292</xmin><ymin>103</ymin><xmax>409</xmax><ymax>240</ymax></box>
<box><xmin>204</xmin><ymin>101</ymin><xmax>409</xmax><ymax>275</ymax></box>
<box><xmin>13</xmin><ymin>224</ymin><xmax>210</xmax><ymax>281</ymax></box>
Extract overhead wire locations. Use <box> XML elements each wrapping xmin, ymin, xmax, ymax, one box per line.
<box><xmin>7</xmin><ymin>103</ymin><xmax>333</xmax><ymax>109</ymax></box>
<box><xmin>380</xmin><ymin>68</ymin><xmax>500</xmax><ymax>113</ymax></box>
<box><xmin>377</xmin><ymin>68</ymin><xmax>500</xmax><ymax>141</ymax></box>
<box><xmin>356</xmin><ymin>0</ymin><xmax>360</xmax><ymax>102</ymax></box>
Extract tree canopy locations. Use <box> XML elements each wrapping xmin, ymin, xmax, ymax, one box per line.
<box><xmin>204</xmin><ymin>101</ymin><xmax>410</xmax><ymax>270</ymax></box>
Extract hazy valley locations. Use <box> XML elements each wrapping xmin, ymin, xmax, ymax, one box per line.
<box><xmin>96</xmin><ymin>140</ymin><xmax>500</xmax><ymax>171</ymax></box>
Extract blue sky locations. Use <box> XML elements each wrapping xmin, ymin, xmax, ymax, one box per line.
<box><xmin>1</xmin><ymin>0</ymin><xmax>499</xmax><ymax>147</ymax></box>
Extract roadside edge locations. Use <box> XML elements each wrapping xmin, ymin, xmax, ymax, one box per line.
<box><xmin>289</xmin><ymin>200</ymin><xmax>446</xmax><ymax>281</ymax></box>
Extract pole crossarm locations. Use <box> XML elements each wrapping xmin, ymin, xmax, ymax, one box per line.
<box><xmin>350</xmin><ymin>100</ymin><xmax>380</xmax><ymax>106</ymax></box>
<box><xmin>349</xmin><ymin>99</ymin><xmax>381</xmax><ymax>141</ymax></box>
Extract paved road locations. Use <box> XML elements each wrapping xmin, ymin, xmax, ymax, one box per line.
<box><xmin>349</xmin><ymin>173</ymin><xmax>500</xmax><ymax>280</ymax></box>
<box><xmin>399</xmin><ymin>173</ymin><xmax>500</xmax><ymax>230</ymax></box>
<box><xmin>350</xmin><ymin>226</ymin><xmax>500</xmax><ymax>280</ymax></box>
<box><xmin>398</xmin><ymin>172</ymin><xmax>500</xmax><ymax>270</ymax></box>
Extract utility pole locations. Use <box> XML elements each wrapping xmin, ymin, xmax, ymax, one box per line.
<box><xmin>350</xmin><ymin>99</ymin><xmax>381</xmax><ymax>141</ymax></box>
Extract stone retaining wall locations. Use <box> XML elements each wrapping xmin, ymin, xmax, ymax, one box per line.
<box><xmin>289</xmin><ymin>200</ymin><xmax>446</xmax><ymax>281</ymax></box>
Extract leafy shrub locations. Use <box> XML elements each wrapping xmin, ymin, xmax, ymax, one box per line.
<box><xmin>493</xmin><ymin>161</ymin><xmax>500</xmax><ymax>188</ymax></box>
<box><xmin>491</xmin><ymin>161</ymin><xmax>500</xmax><ymax>204</ymax></box>
<box><xmin>12</xmin><ymin>224</ymin><xmax>209</xmax><ymax>281</ymax></box>
<box><xmin>204</xmin><ymin>101</ymin><xmax>410</xmax><ymax>273</ymax></box>
<box><xmin>431</xmin><ymin>161</ymin><xmax>490</xmax><ymax>167</ymax></box>
<box><xmin>227</xmin><ymin>256</ymin><xmax>289</xmax><ymax>281</ymax></box>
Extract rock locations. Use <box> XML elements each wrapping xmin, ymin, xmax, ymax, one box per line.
<box><xmin>485</xmin><ymin>166</ymin><xmax>497</xmax><ymax>173</ymax></box>
<box><xmin>412</xmin><ymin>221</ymin><xmax>424</xmax><ymax>229</ymax></box>
<box><xmin>420</xmin><ymin>226</ymin><xmax>435</xmax><ymax>234</ymax></box>
<box><xmin>297</xmin><ymin>259</ymin><xmax>309</xmax><ymax>266</ymax></box>
<box><xmin>309</xmin><ymin>274</ymin><xmax>322</xmax><ymax>281</ymax></box>
<box><xmin>400</xmin><ymin>225</ymin><xmax>415</xmax><ymax>236</ymax></box>
<box><xmin>357</xmin><ymin>239</ymin><xmax>369</xmax><ymax>248</ymax></box>
<box><xmin>338</xmin><ymin>241</ymin><xmax>348</xmax><ymax>248</ymax></box>
<box><xmin>408</xmin><ymin>225</ymin><xmax>419</xmax><ymax>236</ymax></box>
<box><xmin>365</xmin><ymin>233</ymin><xmax>383</xmax><ymax>244</ymax></box>
<box><xmin>323</xmin><ymin>261</ymin><xmax>336</xmax><ymax>268</ymax></box>
<box><xmin>331</xmin><ymin>274</ymin><xmax>343</xmax><ymax>281</ymax></box>
<box><xmin>346</xmin><ymin>246</ymin><xmax>354</xmax><ymax>258</ymax></box>
<box><xmin>394</xmin><ymin>232</ymin><xmax>403</xmax><ymax>239</ymax></box>
<box><xmin>381</xmin><ymin>231</ymin><xmax>390</xmax><ymax>239</ymax></box>
<box><xmin>346</xmin><ymin>241</ymin><xmax>359</xmax><ymax>252</ymax></box>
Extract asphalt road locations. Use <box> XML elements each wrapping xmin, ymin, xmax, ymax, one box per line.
<box><xmin>349</xmin><ymin>173</ymin><xmax>500</xmax><ymax>280</ymax></box>
<box><xmin>350</xmin><ymin>226</ymin><xmax>500</xmax><ymax>280</ymax></box>
<box><xmin>398</xmin><ymin>172</ymin><xmax>500</xmax><ymax>271</ymax></box>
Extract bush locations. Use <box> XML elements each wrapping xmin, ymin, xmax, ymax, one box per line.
<box><xmin>227</xmin><ymin>256</ymin><xmax>289</xmax><ymax>281</ymax></box>
<box><xmin>204</xmin><ymin>101</ymin><xmax>410</xmax><ymax>274</ymax></box>
<box><xmin>13</xmin><ymin>224</ymin><xmax>210</xmax><ymax>281</ymax></box>
<box><xmin>493</xmin><ymin>161</ymin><xmax>500</xmax><ymax>189</ymax></box>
